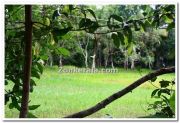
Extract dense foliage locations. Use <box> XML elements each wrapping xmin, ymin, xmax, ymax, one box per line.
<box><xmin>5</xmin><ymin>4</ymin><xmax>175</xmax><ymax>118</ymax></box>
<box><xmin>149</xmin><ymin>78</ymin><xmax>175</xmax><ymax>118</ymax></box>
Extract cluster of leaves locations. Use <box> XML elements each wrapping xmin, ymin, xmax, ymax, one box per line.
<box><xmin>5</xmin><ymin>5</ymin><xmax>74</xmax><ymax>117</ymax></box>
<box><xmin>5</xmin><ymin>45</ymin><xmax>43</xmax><ymax>117</ymax></box>
<box><xmin>148</xmin><ymin>77</ymin><xmax>175</xmax><ymax>118</ymax></box>
<box><xmin>5</xmin><ymin>5</ymin><xmax>44</xmax><ymax>117</ymax></box>
<box><xmin>5</xmin><ymin>4</ymin><xmax>175</xmax><ymax>117</ymax></box>
<box><xmin>110</xmin><ymin>5</ymin><xmax>175</xmax><ymax>54</ymax></box>
<box><xmin>38</xmin><ymin>5</ymin><xmax>175</xmax><ymax>59</ymax></box>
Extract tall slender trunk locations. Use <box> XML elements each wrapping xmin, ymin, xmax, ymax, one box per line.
<box><xmin>104</xmin><ymin>55</ymin><xmax>108</xmax><ymax>68</ymax></box>
<box><xmin>85</xmin><ymin>50</ymin><xmax>88</xmax><ymax>68</ymax></box>
<box><xmin>124</xmin><ymin>50</ymin><xmax>128</xmax><ymax>69</ymax></box>
<box><xmin>92</xmin><ymin>34</ymin><xmax>97</xmax><ymax>69</ymax></box>
<box><xmin>84</xmin><ymin>36</ymin><xmax>89</xmax><ymax>68</ymax></box>
<box><xmin>131</xmin><ymin>59</ymin><xmax>135</xmax><ymax>69</ymax></box>
<box><xmin>19</xmin><ymin>5</ymin><xmax>32</xmax><ymax>118</ymax></box>
<box><xmin>110</xmin><ymin>53</ymin><xmax>114</xmax><ymax>69</ymax></box>
<box><xmin>48</xmin><ymin>53</ymin><xmax>53</xmax><ymax>67</ymax></box>
<box><xmin>59</xmin><ymin>55</ymin><xmax>63</xmax><ymax>67</ymax></box>
<box><xmin>91</xmin><ymin>55</ymin><xmax>96</xmax><ymax>69</ymax></box>
<box><xmin>76</xmin><ymin>35</ymin><xmax>89</xmax><ymax>68</ymax></box>
<box><xmin>98</xmin><ymin>42</ymin><xmax>102</xmax><ymax>67</ymax></box>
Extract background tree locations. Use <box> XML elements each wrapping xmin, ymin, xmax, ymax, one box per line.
<box><xmin>5</xmin><ymin>4</ymin><xmax>175</xmax><ymax>118</ymax></box>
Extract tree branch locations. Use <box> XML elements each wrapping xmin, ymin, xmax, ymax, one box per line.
<box><xmin>33</xmin><ymin>21</ymin><xmax>48</xmax><ymax>27</ymax></box>
<box><xmin>64</xmin><ymin>66</ymin><xmax>175</xmax><ymax>118</ymax></box>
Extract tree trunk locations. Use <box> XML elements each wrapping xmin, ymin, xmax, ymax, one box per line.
<box><xmin>92</xmin><ymin>34</ymin><xmax>98</xmax><ymax>69</ymax></box>
<box><xmin>98</xmin><ymin>42</ymin><xmax>102</xmax><ymax>67</ymax></box>
<box><xmin>64</xmin><ymin>66</ymin><xmax>175</xmax><ymax>118</ymax></box>
<box><xmin>110</xmin><ymin>54</ymin><xmax>114</xmax><ymax>69</ymax></box>
<box><xmin>59</xmin><ymin>55</ymin><xmax>63</xmax><ymax>67</ymax></box>
<box><xmin>76</xmin><ymin>35</ymin><xmax>89</xmax><ymax>68</ymax></box>
<box><xmin>19</xmin><ymin>5</ymin><xmax>32</xmax><ymax>118</ymax></box>
<box><xmin>48</xmin><ymin>53</ymin><xmax>53</xmax><ymax>67</ymax></box>
<box><xmin>84</xmin><ymin>36</ymin><xmax>89</xmax><ymax>68</ymax></box>
<box><xmin>104</xmin><ymin>55</ymin><xmax>108</xmax><ymax>68</ymax></box>
<box><xmin>91</xmin><ymin>55</ymin><xmax>96</xmax><ymax>69</ymax></box>
<box><xmin>124</xmin><ymin>59</ymin><xmax>128</xmax><ymax>69</ymax></box>
<box><xmin>124</xmin><ymin>50</ymin><xmax>128</xmax><ymax>69</ymax></box>
<box><xmin>85</xmin><ymin>50</ymin><xmax>88</xmax><ymax>68</ymax></box>
<box><xmin>131</xmin><ymin>59</ymin><xmax>135</xmax><ymax>69</ymax></box>
<box><xmin>149</xmin><ymin>62</ymin><xmax>152</xmax><ymax>69</ymax></box>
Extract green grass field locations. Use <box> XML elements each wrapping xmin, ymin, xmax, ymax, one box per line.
<box><xmin>5</xmin><ymin>66</ymin><xmax>175</xmax><ymax>118</ymax></box>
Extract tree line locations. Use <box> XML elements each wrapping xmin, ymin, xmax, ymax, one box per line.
<box><xmin>5</xmin><ymin>4</ymin><xmax>175</xmax><ymax>118</ymax></box>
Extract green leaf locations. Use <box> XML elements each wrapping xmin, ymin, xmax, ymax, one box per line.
<box><xmin>164</xmin><ymin>5</ymin><xmax>175</xmax><ymax>12</ymax></box>
<box><xmin>40</xmin><ymin>55</ymin><xmax>49</xmax><ymax>60</ymax></box>
<box><xmin>9</xmin><ymin>103</ymin><xmax>14</xmax><ymax>109</ymax></box>
<box><xmin>12</xmin><ymin>85</ymin><xmax>19</xmax><ymax>93</ymax></box>
<box><xmin>30</xmin><ymin>79</ymin><xmax>36</xmax><ymax>93</ymax></box>
<box><xmin>31</xmin><ymin>69</ymin><xmax>40</xmax><ymax>79</ymax></box>
<box><xmin>133</xmin><ymin>21</ymin><xmax>140</xmax><ymax>31</ymax></box>
<box><xmin>141</xmin><ymin>5</ymin><xmax>147</xmax><ymax>11</ymax></box>
<box><xmin>110</xmin><ymin>14</ymin><xmax>123</xmax><ymax>22</ymax></box>
<box><xmin>61</xmin><ymin>12</ymin><xmax>68</xmax><ymax>17</ymax></box>
<box><xmin>52</xmin><ymin>27</ymin><xmax>72</xmax><ymax>38</ymax></box>
<box><xmin>144</xmin><ymin>20</ymin><xmax>151</xmax><ymax>27</ymax></box>
<box><xmin>151</xmin><ymin>76</ymin><xmax>157</xmax><ymax>82</ymax></box>
<box><xmin>111</xmin><ymin>33</ymin><xmax>120</xmax><ymax>48</ymax></box>
<box><xmin>123</xmin><ymin>35</ymin><xmax>129</xmax><ymax>47</ymax></box>
<box><xmin>11</xmin><ymin>96</ymin><xmax>21</xmax><ymax>111</ymax></box>
<box><xmin>123</xmin><ymin>27</ymin><xmax>132</xmax><ymax>43</ymax></box>
<box><xmin>161</xmin><ymin>95</ymin><xmax>169</xmax><ymax>104</ymax></box>
<box><xmin>154</xmin><ymin>101</ymin><xmax>163</xmax><ymax>105</ymax></box>
<box><xmin>169</xmin><ymin>92</ymin><xmax>175</xmax><ymax>112</ymax></box>
<box><xmin>28</xmin><ymin>112</ymin><xmax>38</xmax><ymax>118</ymax></box>
<box><xmin>29</xmin><ymin>105</ymin><xmax>40</xmax><ymax>110</ymax></box>
<box><xmin>36</xmin><ymin>62</ymin><xmax>43</xmax><ymax>74</ymax></box>
<box><xmin>14</xmin><ymin>31</ymin><xmax>24</xmax><ymax>38</ymax></box>
<box><xmin>44</xmin><ymin>17</ymin><xmax>50</xmax><ymax>26</ymax></box>
<box><xmin>30</xmin><ymin>79</ymin><xmax>36</xmax><ymax>86</ymax></box>
<box><xmin>5</xmin><ymin>94</ymin><xmax>10</xmax><ymax>105</ymax></box>
<box><xmin>127</xmin><ymin>43</ymin><xmax>133</xmax><ymax>55</ymax></box>
<box><xmin>167</xmin><ymin>22</ymin><xmax>175</xmax><ymax>31</ymax></box>
<box><xmin>159</xmin><ymin>80</ymin><xmax>171</xmax><ymax>88</ymax></box>
<box><xmin>79</xmin><ymin>18</ymin><xmax>98</xmax><ymax>32</ymax></box>
<box><xmin>79</xmin><ymin>18</ymin><xmax>86</xmax><ymax>28</ymax></box>
<box><xmin>87</xmin><ymin>9</ymin><xmax>97</xmax><ymax>21</ymax></box>
<box><xmin>69</xmin><ymin>5</ymin><xmax>74</xmax><ymax>13</ymax></box>
<box><xmin>162</xmin><ymin>15</ymin><xmax>173</xmax><ymax>24</ymax></box>
<box><xmin>151</xmin><ymin>89</ymin><xmax>160</xmax><ymax>97</ymax></box>
<box><xmin>56</xmin><ymin>47</ymin><xmax>70</xmax><ymax>56</ymax></box>
<box><xmin>142</xmin><ymin>12</ymin><xmax>148</xmax><ymax>16</ymax></box>
<box><xmin>6</xmin><ymin>5</ymin><xmax>21</xmax><ymax>13</ymax></box>
<box><xmin>152</xmin><ymin>13</ymin><xmax>160</xmax><ymax>28</ymax></box>
<box><xmin>87</xmin><ymin>21</ymin><xmax>99</xmax><ymax>33</ymax></box>
<box><xmin>107</xmin><ymin>19</ymin><xmax>111</xmax><ymax>29</ymax></box>
<box><xmin>52</xmin><ymin>10</ymin><xmax>60</xmax><ymax>20</ymax></box>
<box><xmin>126</xmin><ymin>20</ymin><xmax>134</xmax><ymax>24</ymax></box>
<box><xmin>79</xmin><ymin>18</ymin><xmax>91</xmax><ymax>28</ymax></box>
<box><xmin>158</xmin><ymin>89</ymin><xmax>171</xmax><ymax>97</ymax></box>
<box><xmin>117</xmin><ymin>32</ymin><xmax>124</xmax><ymax>45</ymax></box>
<box><xmin>30</xmin><ymin>85</ymin><xmax>34</xmax><ymax>92</ymax></box>
<box><xmin>137</xmin><ymin>20</ymin><xmax>146</xmax><ymax>32</ymax></box>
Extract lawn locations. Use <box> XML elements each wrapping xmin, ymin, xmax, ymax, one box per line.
<box><xmin>5</xmin><ymin>66</ymin><xmax>175</xmax><ymax>118</ymax></box>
